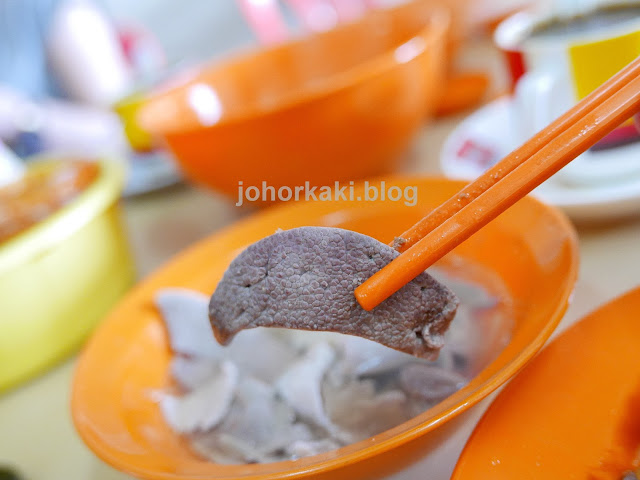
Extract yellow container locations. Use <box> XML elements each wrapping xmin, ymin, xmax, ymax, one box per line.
<box><xmin>0</xmin><ymin>159</ymin><xmax>136</xmax><ymax>392</ymax></box>
<box><xmin>113</xmin><ymin>93</ymin><xmax>154</xmax><ymax>152</ymax></box>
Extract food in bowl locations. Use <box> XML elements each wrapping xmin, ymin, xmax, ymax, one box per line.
<box><xmin>71</xmin><ymin>177</ymin><xmax>578</xmax><ymax>480</ymax></box>
<box><xmin>156</xmin><ymin>265</ymin><xmax>508</xmax><ymax>464</ymax></box>
<box><xmin>0</xmin><ymin>160</ymin><xmax>99</xmax><ymax>243</ymax></box>
<box><xmin>209</xmin><ymin>227</ymin><xmax>458</xmax><ymax>358</ymax></box>
<box><xmin>622</xmin><ymin>470</ymin><xmax>640</xmax><ymax>480</ymax></box>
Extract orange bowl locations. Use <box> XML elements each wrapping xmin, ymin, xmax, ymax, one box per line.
<box><xmin>452</xmin><ymin>286</ymin><xmax>640</xmax><ymax>480</ymax></box>
<box><xmin>137</xmin><ymin>2</ymin><xmax>449</xmax><ymax>201</ymax></box>
<box><xmin>71</xmin><ymin>177</ymin><xmax>578</xmax><ymax>479</ymax></box>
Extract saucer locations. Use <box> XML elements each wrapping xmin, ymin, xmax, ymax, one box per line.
<box><xmin>440</xmin><ymin>96</ymin><xmax>640</xmax><ymax>222</ymax></box>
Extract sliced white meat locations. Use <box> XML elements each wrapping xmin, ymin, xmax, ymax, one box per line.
<box><xmin>324</xmin><ymin>378</ymin><xmax>408</xmax><ymax>442</ymax></box>
<box><xmin>160</xmin><ymin>361</ymin><xmax>238</xmax><ymax>433</ymax></box>
<box><xmin>169</xmin><ymin>356</ymin><xmax>218</xmax><ymax>391</ymax></box>
<box><xmin>399</xmin><ymin>363</ymin><xmax>467</xmax><ymax>402</ymax></box>
<box><xmin>155</xmin><ymin>288</ymin><xmax>220</xmax><ymax>358</ymax></box>
<box><xmin>275</xmin><ymin>342</ymin><xmax>338</xmax><ymax>435</ymax></box>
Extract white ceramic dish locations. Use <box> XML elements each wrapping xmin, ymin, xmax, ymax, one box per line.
<box><xmin>440</xmin><ymin>96</ymin><xmax>640</xmax><ymax>223</ymax></box>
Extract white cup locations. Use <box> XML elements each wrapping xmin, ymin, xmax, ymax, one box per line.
<box><xmin>494</xmin><ymin>2</ymin><xmax>640</xmax><ymax>186</ymax></box>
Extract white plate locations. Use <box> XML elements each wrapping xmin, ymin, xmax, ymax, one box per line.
<box><xmin>440</xmin><ymin>96</ymin><xmax>640</xmax><ymax>223</ymax></box>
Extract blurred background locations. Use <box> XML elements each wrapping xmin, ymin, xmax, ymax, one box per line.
<box><xmin>2</xmin><ymin>0</ymin><xmax>640</xmax><ymax>479</ymax></box>
<box><xmin>99</xmin><ymin>0</ymin><xmax>274</xmax><ymax>65</ymax></box>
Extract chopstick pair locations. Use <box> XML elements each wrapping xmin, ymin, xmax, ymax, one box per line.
<box><xmin>355</xmin><ymin>55</ymin><xmax>640</xmax><ymax>311</ymax></box>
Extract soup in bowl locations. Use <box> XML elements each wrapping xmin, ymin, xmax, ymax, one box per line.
<box><xmin>71</xmin><ymin>177</ymin><xmax>578</xmax><ymax>479</ymax></box>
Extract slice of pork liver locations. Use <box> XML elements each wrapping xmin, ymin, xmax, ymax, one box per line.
<box><xmin>209</xmin><ymin>227</ymin><xmax>458</xmax><ymax>359</ymax></box>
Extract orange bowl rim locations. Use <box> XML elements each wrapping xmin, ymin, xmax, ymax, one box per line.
<box><xmin>138</xmin><ymin>4</ymin><xmax>450</xmax><ymax>135</ymax></box>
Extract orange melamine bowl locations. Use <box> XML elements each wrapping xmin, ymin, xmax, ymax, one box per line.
<box><xmin>137</xmin><ymin>2</ymin><xmax>449</xmax><ymax>201</ymax></box>
<box><xmin>452</xmin><ymin>286</ymin><xmax>640</xmax><ymax>480</ymax></box>
<box><xmin>71</xmin><ymin>177</ymin><xmax>579</xmax><ymax>480</ymax></box>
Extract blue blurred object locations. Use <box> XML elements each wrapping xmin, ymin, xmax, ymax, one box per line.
<box><xmin>0</xmin><ymin>0</ymin><xmax>65</xmax><ymax>99</ymax></box>
<box><xmin>9</xmin><ymin>130</ymin><xmax>44</xmax><ymax>158</ymax></box>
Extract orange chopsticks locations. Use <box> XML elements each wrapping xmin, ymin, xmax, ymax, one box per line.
<box><xmin>355</xmin><ymin>55</ymin><xmax>640</xmax><ymax>311</ymax></box>
<box><xmin>394</xmin><ymin>56</ymin><xmax>640</xmax><ymax>254</ymax></box>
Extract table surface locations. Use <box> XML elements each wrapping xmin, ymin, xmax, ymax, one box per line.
<box><xmin>1</xmin><ymin>41</ymin><xmax>640</xmax><ymax>480</ymax></box>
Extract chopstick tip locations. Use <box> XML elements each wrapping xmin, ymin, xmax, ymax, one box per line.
<box><xmin>354</xmin><ymin>284</ymin><xmax>376</xmax><ymax>311</ymax></box>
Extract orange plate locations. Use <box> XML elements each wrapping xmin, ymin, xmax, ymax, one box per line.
<box><xmin>138</xmin><ymin>1</ymin><xmax>450</xmax><ymax>201</ymax></box>
<box><xmin>71</xmin><ymin>177</ymin><xmax>578</xmax><ymax>480</ymax></box>
<box><xmin>452</xmin><ymin>286</ymin><xmax>640</xmax><ymax>480</ymax></box>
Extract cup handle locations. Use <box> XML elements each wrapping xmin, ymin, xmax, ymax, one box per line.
<box><xmin>512</xmin><ymin>70</ymin><xmax>569</xmax><ymax>143</ymax></box>
<box><xmin>513</xmin><ymin>69</ymin><xmax>640</xmax><ymax>187</ymax></box>
<box><xmin>558</xmin><ymin>91</ymin><xmax>640</xmax><ymax>187</ymax></box>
